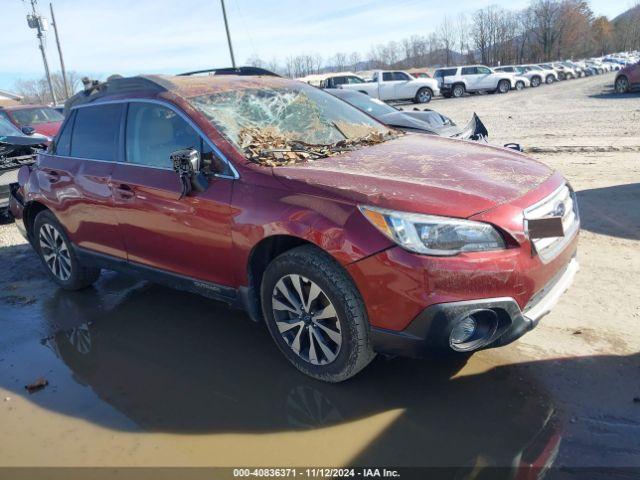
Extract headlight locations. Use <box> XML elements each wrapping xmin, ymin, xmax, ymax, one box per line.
<box><xmin>359</xmin><ymin>205</ymin><xmax>505</xmax><ymax>256</ymax></box>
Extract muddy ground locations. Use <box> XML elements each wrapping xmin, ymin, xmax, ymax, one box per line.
<box><xmin>0</xmin><ymin>73</ymin><xmax>638</xmax><ymax>478</ymax></box>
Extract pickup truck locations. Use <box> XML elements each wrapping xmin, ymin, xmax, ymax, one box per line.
<box><xmin>338</xmin><ymin>70</ymin><xmax>440</xmax><ymax>103</ymax></box>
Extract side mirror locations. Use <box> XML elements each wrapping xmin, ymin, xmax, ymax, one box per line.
<box><xmin>21</xmin><ymin>126</ymin><xmax>36</xmax><ymax>136</ymax></box>
<box><xmin>170</xmin><ymin>148</ymin><xmax>208</xmax><ymax>198</ymax></box>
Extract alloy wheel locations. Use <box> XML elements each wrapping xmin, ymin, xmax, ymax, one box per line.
<box><xmin>39</xmin><ymin>223</ymin><xmax>72</xmax><ymax>281</ymax></box>
<box><xmin>271</xmin><ymin>274</ymin><xmax>342</xmax><ymax>366</ymax></box>
<box><xmin>615</xmin><ymin>77</ymin><xmax>629</xmax><ymax>93</ymax></box>
<box><xmin>516</xmin><ymin>82</ymin><xmax>524</xmax><ymax>90</ymax></box>
<box><xmin>418</xmin><ymin>90</ymin><xmax>431</xmax><ymax>103</ymax></box>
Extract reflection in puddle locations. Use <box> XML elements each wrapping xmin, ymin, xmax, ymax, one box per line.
<box><xmin>31</xmin><ymin>273</ymin><xmax>562</xmax><ymax>472</ymax></box>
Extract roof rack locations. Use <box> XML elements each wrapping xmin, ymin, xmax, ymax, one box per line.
<box><xmin>177</xmin><ymin>66</ymin><xmax>280</xmax><ymax>77</ymax></box>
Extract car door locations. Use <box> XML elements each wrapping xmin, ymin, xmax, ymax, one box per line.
<box><xmin>461</xmin><ymin>67</ymin><xmax>480</xmax><ymax>90</ymax></box>
<box><xmin>379</xmin><ymin>72</ymin><xmax>401</xmax><ymax>100</ymax></box>
<box><xmin>476</xmin><ymin>66</ymin><xmax>496</xmax><ymax>89</ymax></box>
<box><xmin>37</xmin><ymin>103</ymin><xmax>127</xmax><ymax>258</ymax></box>
<box><xmin>392</xmin><ymin>72</ymin><xmax>415</xmax><ymax>98</ymax></box>
<box><xmin>109</xmin><ymin>100</ymin><xmax>235</xmax><ymax>287</ymax></box>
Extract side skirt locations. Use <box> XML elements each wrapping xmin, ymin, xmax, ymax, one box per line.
<box><xmin>75</xmin><ymin>246</ymin><xmax>242</xmax><ymax>308</ymax></box>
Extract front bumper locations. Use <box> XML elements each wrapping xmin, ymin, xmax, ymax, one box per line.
<box><xmin>371</xmin><ymin>257</ymin><xmax>579</xmax><ymax>357</ymax></box>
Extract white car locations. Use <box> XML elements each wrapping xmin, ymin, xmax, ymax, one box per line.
<box><xmin>492</xmin><ymin>66</ymin><xmax>531</xmax><ymax>90</ymax></box>
<box><xmin>433</xmin><ymin>65</ymin><xmax>515</xmax><ymax>98</ymax></box>
<box><xmin>520</xmin><ymin>65</ymin><xmax>557</xmax><ymax>85</ymax></box>
<box><xmin>338</xmin><ymin>70</ymin><xmax>440</xmax><ymax>103</ymax></box>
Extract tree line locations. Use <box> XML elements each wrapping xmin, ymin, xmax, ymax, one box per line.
<box><xmin>249</xmin><ymin>0</ymin><xmax>640</xmax><ymax>77</ymax></box>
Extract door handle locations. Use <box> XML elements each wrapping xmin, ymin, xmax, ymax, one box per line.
<box><xmin>113</xmin><ymin>184</ymin><xmax>135</xmax><ymax>200</ymax></box>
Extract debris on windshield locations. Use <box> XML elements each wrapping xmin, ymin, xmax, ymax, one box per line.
<box><xmin>239</xmin><ymin>126</ymin><xmax>394</xmax><ymax>166</ymax></box>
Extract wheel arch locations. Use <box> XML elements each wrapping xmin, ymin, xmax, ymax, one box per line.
<box><xmin>243</xmin><ymin>234</ymin><xmax>317</xmax><ymax>322</ymax></box>
<box><xmin>23</xmin><ymin>200</ymin><xmax>50</xmax><ymax>243</ymax></box>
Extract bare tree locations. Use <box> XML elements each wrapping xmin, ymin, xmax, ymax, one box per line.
<box><xmin>14</xmin><ymin>71</ymin><xmax>82</xmax><ymax>104</ymax></box>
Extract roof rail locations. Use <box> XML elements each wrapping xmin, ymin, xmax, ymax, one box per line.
<box><xmin>177</xmin><ymin>66</ymin><xmax>280</xmax><ymax>77</ymax></box>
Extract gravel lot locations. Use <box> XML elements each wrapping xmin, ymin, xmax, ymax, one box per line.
<box><xmin>0</xmin><ymin>73</ymin><xmax>638</xmax><ymax>476</ymax></box>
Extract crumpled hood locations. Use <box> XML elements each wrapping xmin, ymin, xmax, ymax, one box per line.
<box><xmin>272</xmin><ymin>134</ymin><xmax>554</xmax><ymax>218</ymax></box>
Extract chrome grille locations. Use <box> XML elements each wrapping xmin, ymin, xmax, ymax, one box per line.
<box><xmin>524</xmin><ymin>184</ymin><xmax>580</xmax><ymax>263</ymax></box>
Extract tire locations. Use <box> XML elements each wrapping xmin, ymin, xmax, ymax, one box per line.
<box><xmin>33</xmin><ymin>210</ymin><xmax>100</xmax><ymax>290</ymax></box>
<box><xmin>615</xmin><ymin>76</ymin><xmax>629</xmax><ymax>93</ymax></box>
<box><xmin>545</xmin><ymin>75</ymin><xmax>554</xmax><ymax>85</ymax></box>
<box><xmin>452</xmin><ymin>84</ymin><xmax>465</xmax><ymax>98</ymax></box>
<box><xmin>261</xmin><ymin>245</ymin><xmax>375</xmax><ymax>383</ymax></box>
<box><xmin>530</xmin><ymin>76</ymin><xmax>541</xmax><ymax>87</ymax></box>
<box><xmin>497</xmin><ymin>80</ymin><xmax>510</xmax><ymax>94</ymax></box>
<box><xmin>515</xmin><ymin>81</ymin><xmax>525</xmax><ymax>91</ymax></box>
<box><xmin>414</xmin><ymin>87</ymin><xmax>433</xmax><ymax>104</ymax></box>
<box><xmin>558</xmin><ymin>72</ymin><xmax>566</xmax><ymax>81</ymax></box>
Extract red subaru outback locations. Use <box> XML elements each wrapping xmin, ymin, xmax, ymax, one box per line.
<box><xmin>9</xmin><ymin>71</ymin><xmax>579</xmax><ymax>382</ymax></box>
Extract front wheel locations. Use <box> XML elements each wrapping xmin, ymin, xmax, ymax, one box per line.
<box><xmin>546</xmin><ymin>75</ymin><xmax>555</xmax><ymax>84</ymax></box>
<box><xmin>34</xmin><ymin>210</ymin><xmax>100</xmax><ymax>290</ymax></box>
<box><xmin>414</xmin><ymin>87</ymin><xmax>433</xmax><ymax>104</ymax></box>
<box><xmin>530</xmin><ymin>76</ymin><xmax>541</xmax><ymax>87</ymax></box>
<box><xmin>497</xmin><ymin>80</ymin><xmax>510</xmax><ymax>93</ymax></box>
<box><xmin>515</xmin><ymin>80</ymin><xmax>525</xmax><ymax>91</ymax></box>
<box><xmin>615</xmin><ymin>76</ymin><xmax>630</xmax><ymax>93</ymax></box>
<box><xmin>261</xmin><ymin>245</ymin><xmax>375</xmax><ymax>382</ymax></box>
<box><xmin>452</xmin><ymin>84</ymin><xmax>465</xmax><ymax>98</ymax></box>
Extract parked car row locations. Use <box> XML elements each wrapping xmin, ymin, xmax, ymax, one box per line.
<box><xmin>304</xmin><ymin>52</ymin><xmax>638</xmax><ymax>103</ymax></box>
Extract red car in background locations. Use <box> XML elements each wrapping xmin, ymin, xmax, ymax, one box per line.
<box><xmin>9</xmin><ymin>70</ymin><xmax>579</xmax><ymax>382</ymax></box>
<box><xmin>614</xmin><ymin>61</ymin><xmax>640</xmax><ymax>93</ymax></box>
<box><xmin>0</xmin><ymin>105</ymin><xmax>64</xmax><ymax>138</ymax></box>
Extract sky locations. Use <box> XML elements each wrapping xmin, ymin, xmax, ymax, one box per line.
<box><xmin>0</xmin><ymin>0</ymin><xmax>632</xmax><ymax>91</ymax></box>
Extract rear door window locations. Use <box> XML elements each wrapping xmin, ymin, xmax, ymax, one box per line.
<box><xmin>461</xmin><ymin>67</ymin><xmax>478</xmax><ymax>75</ymax></box>
<box><xmin>71</xmin><ymin>104</ymin><xmax>123</xmax><ymax>161</ymax></box>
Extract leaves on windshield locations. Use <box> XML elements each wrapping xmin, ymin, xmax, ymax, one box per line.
<box><xmin>239</xmin><ymin>126</ymin><xmax>392</xmax><ymax>166</ymax></box>
<box><xmin>189</xmin><ymin>85</ymin><xmax>397</xmax><ymax>166</ymax></box>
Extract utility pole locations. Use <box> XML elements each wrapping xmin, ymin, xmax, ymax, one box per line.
<box><xmin>49</xmin><ymin>2</ymin><xmax>69</xmax><ymax>99</ymax></box>
<box><xmin>219</xmin><ymin>0</ymin><xmax>236</xmax><ymax>68</ymax></box>
<box><xmin>26</xmin><ymin>0</ymin><xmax>57</xmax><ymax>104</ymax></box>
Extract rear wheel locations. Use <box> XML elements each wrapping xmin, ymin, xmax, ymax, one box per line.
<box><xmin>497</xmin><ymin>80</ymin><xmax>510</xmax><ymax>93</ymax></box>
<box><xmin>414</xmin><ymin>87</ymin><xmax>433</xmax><ymax>104</ymax></box>
<box><xmin>261</xmin><ymin>245</ymin><xmax>375</xmax><ymax>382</ymax></box>
<box><xmin>452</xmin><ymin>84</ymin><xmax>465</xmax><ymax>98</ymax></box>
<box><xmin>34</xmin><ymin>210</ymin><xmax>100</xmax><ymax>290</ymax></box>
<box><xmin>615</xmin><ymin>76</ymin><xmax>630</xmax><ymax>93</ymax></box>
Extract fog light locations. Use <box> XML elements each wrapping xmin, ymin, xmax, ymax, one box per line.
<box><xmin>450</xmin><ymin>316</ymin><xmax>477</xmax><ymax>345</ymax></box>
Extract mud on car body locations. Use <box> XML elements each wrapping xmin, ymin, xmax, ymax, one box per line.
<box><xmin>10</xmin><ymin>71</ymin><xmax>580</xmax><ymax>382</ymax></box>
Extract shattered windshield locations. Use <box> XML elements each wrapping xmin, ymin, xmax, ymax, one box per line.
<box><xmin>189</xmin><ymin>83</ymin><xmax>396</xmax><ymax>166</ymax></box>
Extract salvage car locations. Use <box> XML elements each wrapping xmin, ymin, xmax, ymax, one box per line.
<box><xmin>0</xmin><ymin>116</ymin><xmax>47</xmax><ymax>221</ymax></box>
<box><xmin>338</xmin><ymin>70</ymin><xmax>440</xmax><ymax>103</ymax></box>
<box><xmin>327</xmin><ymin>88</ymin><xmax>489</xmax><ymax>140</ymax></box>
<box><xmin>10</xmin><ymin>72</ymin><xmax>580</xmax><ymax>382</ymax></box>
<box><xmin>0</xmin><ymin>105</ymin><xmax>63</xmax><ymax>138</ymax></box>
<box><xmin>434</xmin><ymin>65</ymin><xmax>514</xmax><ymax>98</ymax></box>
<box><xmin>614</xmin><ymin>60</ymin><xmax>640</xmax><ymax>93</ymax></box>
